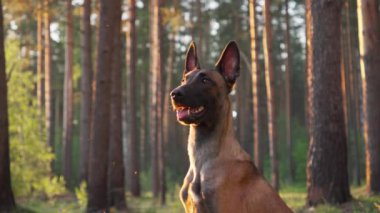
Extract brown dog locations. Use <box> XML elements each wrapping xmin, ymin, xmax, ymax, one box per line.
<box><xmin>170</xmin><ymin>41</ymin><xmax>293</xmax><ymax>213</ymax></box>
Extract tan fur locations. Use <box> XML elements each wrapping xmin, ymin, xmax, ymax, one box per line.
<box><xmin>179</xmin><ymin>72</ymin><xmax>293</xmax><ymax>213</ymax></box>
<box><xmin>173</xmin><ymin>42</ymin><xmax>293</xmax><ymax>213</ymax></box>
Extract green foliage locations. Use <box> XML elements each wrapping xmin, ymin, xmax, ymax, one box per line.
<box><xmin>161</xmin><ymin>7</ymin><xmax>186</xmax><ymax>34</ymax></box>
<box><xmin>17</xmin><ymin>197</ymin><xmax>81</xmax><ymax>213</ymax></box>
<box><xmin>280</xmin><ymin>185</ymin><xmax>307</xmax><ymax>212</ymax></box>
<box><xmin>74</xmin><ymin>182</ymin><xmax>88</xmax><ymax>209</ymax></box>
<box><xmin>140</xmin><ymin>170</ymin><xmax>153</xmax><ymax>193</ymax></box>
<box><xmin>127</xmin><ymin>193</ymin><xmax>182</xmax><ymax>213</ymax></box>
<box><xmin>292</xmin><ymin>121</ymin><xmax>308</xmax><ymax>182</ymax></box>
<box><xmin>6</xmin><ymin>38</ymin><xmax>66</xmax><ymax>198</ymax></box>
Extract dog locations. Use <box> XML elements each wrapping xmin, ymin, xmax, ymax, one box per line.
<box><xmin>170</xmin><ymin>41</ymin><xmax>293</xmax><ymax>213</ymax></box>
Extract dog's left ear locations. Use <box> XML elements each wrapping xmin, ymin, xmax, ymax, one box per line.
<box><xmin>215</xmin><ymin>41</ymin><xmax>240</xmax><ymax>91</ymax></box>
<box><xmin>184</xmin><ymin>41</ymin><xmax>200</xmax><ymax>74</ymax></box>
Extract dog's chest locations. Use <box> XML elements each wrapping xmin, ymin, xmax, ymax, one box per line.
<box><xmin>181</xmin><ymin>166</ymin><xmax>223</xmax><ymax>213</ymax></box>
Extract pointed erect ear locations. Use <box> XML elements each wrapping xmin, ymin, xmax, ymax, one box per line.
<box><xmin>215</xmin><ymin>41</ymin><xmax>240</xmax><ymax>90</ymax></box>
<box><xmin>184</xmin><ymin>41</ymin><xmax>200</xmax><ymax>74</ymax></box>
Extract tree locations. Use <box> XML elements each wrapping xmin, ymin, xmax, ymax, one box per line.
<box><xmin>249</xmin><ymin>0</ymin><xmax>263</xmax><ymax>172</ymax></box>
<box><xmin>341</xmin><ymin>0</ymin><xmax>361</xmax><ymax>186</ymax></box>
<box><xmin>306</xmin><ymin>0</ymin><xmax>351</xmax><ymax>205</ymax></box>
<box><xmin>0</xmin><ymin>0</ymin><xmax>16</xmax><ymax>210</ymax></box>
<box><xmin>43</xmin><ymin>0</ymin><xmax>54</xmax><ymax>157</ymax></box>
<box><xmin>87</xmin><ymin>0</ymin><xmax>117</xmax><ymax>211</ymax></box>
<box><xmin>126</xmin><ymin>0</ymin><xmax>140</xmax><ymax>197</ymax></box>
<box><xmin>356</xmin><ymin>0</ymin><xmax>380</xmax><ymax>194</ymax></box>
<box><xmin>194</xmin><ymin>0</ymin><xmax>203</xmax><ymax>58</ymax></box>
<box><xmin>160</xmin><ymin>35</ymin><xmax>175</xmax><ymax>204</ymax></box>
<box><xmin>284</xmin><ymin>0</ymin><xmax>295</xmax><ymax>183</ymax></box>
<box><xmin>79</xmin><ymin>0</ymin><xmax>93</xmax><ymax>183</ymax></box>
<box><xmin>263</xmin><ymin>0</ymin><xmax>279</xmax><ymax>191</ymax></box>
<box><xmin>108</xmin><ymin>0</ymin><xmax>126</xmax><ymax>209</ymax></box>
<box><xmin>149</xmin><ymin>0</ymin><xmax>162</xmax><ymax>199</ymax></box>
<box><xmin>36</xmin><ymin>1</ymin><xmax>44</xmax><ymax>112</ymax></box>
<box><xmin>63</xmin><ymin>0</ymin><xmax>73</xmax><ymax>187</ymax></box>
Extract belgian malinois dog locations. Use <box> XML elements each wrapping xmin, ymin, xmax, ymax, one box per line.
<box><xmin>170</xmin><ymin>41</ymin><xmax>293</xmax><ymax>213</ymax></box>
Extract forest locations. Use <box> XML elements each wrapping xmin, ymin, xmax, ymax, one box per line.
<box><xmin>0</xmin><ymin>0</ymin><xmax>379</xmax><ymax>212</ymax></box>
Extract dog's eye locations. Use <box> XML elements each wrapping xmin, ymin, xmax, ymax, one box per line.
<box><xmin>181</xmin><ymin>79</ymin><xmax>185</xmax><ymax>83</ymax></box>
<box><xmin>202</xmin><ymin>78</ymin><xmax>210</xmax><ymax>84</ymax></box>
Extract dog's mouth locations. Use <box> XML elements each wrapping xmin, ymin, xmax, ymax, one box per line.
<box><xmin>175</xmin><ymin>105</ymin><xmax>205</xmax><ymax>121</ymax></box>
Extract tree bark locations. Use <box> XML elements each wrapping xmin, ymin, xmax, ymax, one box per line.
<box><xmin>163</xmin><ymin>37</ymin><xmax>174</xmax><ymax>153</ymax></box>
<box><xmin>195</xmin><ymin>0</ymin><xmax>203</xmax><ymax>59</ymax></box>
<box><xmin>87</xmin><ymin>0</ymin><xmax>116</xmax><ymax>211</ymax></box>
<box><xmin>108</xmin><ymin>0</ymin><xmax>126</xmax><ymax>209</ymax></box>
<box><xmin>63</xmin><ymin>0</ymin><xmax>74</xmax><ymax>187</ymax></box>
<box><xmin>306</xmin><ymin>0</ymin><xmax>351</xmax><ymax>205</ymax></box>
<box><xmin>79</xmin><ymin>0</ymin><xmax>93</xmax><ymax>183</ymax></box>
<box><xmin>249</xmin><ymin>0</ymin><xmax>263</xmax><ymax>173</ymax></box>
<box><xmin>156</xmin><ymin>0</ymin><xmax>165</xmax><ymax>204</ymax></box>
<box><xmin>44</xmin><ymin>0</ymin><xmax>54</xmax><ymax>161</ymax></box>
<box><xmin>356</xmin><ymin>0</ymin><xmax>380</xmax><ymax>194</ymax></box>
<box><xmin>344</xmin><ymin>0</ymin><xmax>361</xmax><ymax>186</ymax></box>
<box><xmin>150</xmin><ymin>0</ymin><xmax>161</xmax><ymax>199</ymax></box>
<box><xmin>126</xmin><ymin>0</ymin><xmax>140</xmax><ymax>197</ymax></box>
<box><xmin>263</xmin><ymin>0</ymin><xmax>279</xmax><ymax>191</ymax></box>
<box><xmin>36</xmin><ymin>2</ymin><xmax>44</xmax><ymax>112</ymax></box>
<box><xmin>0</xmin><ymin>0</ymin><xmax>16</xmax><ymax>210</ymax></box>
<box><xmin>284</xmin><ymin>0</ymin><xmax>295</xmax><ymax>183</ymax></box>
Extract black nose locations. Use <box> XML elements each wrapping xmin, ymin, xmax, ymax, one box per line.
<box><xmin>170</xmin><ymin>88</ymin><xmax>183</xmax><ymax>99</ymax></box>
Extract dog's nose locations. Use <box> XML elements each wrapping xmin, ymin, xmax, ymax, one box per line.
<box><xmin>170</xmin><ymin>88</ymin><xmax>183</xmax><ymax>99</ymax></box>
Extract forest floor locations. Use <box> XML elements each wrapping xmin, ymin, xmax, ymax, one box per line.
<box><xmin>14</xmin><ymin>185</ymin><xmax>380</xmax><ymax>213</ymax></box>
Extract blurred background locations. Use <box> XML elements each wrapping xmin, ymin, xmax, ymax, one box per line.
<box><xmin>0</xmin><ymin>0</ymin><xmax>379</xmax><ymax>212</ymax></box>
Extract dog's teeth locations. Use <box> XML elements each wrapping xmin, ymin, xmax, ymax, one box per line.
<box><xmin>189</xmin><ymin>106</ymin><xmax>204</xmax><ymax>114</ymax></box>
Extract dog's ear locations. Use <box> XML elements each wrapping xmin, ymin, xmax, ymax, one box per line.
<box><xmin>184</xmin><ymin>41</ymin><xmax>200</xmax><ymax>74</ymax></box>
<box><xmin>215</xmin><ymin>41</ymin><xmax>240</xmax><ymax>90</ymax></box>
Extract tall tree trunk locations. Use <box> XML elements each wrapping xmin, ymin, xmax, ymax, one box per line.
<box><xmin>63</xmin><ymin>0</ymin><xmax>74</xmax><ymax>187</ymax></box>
<box><xmin>140</xmin><ymin>66</ymin><xmax>147</xmax><ymax>171</ymax></box>
<box><xmin>44</xmin><ymin>0</ymin><xmax>54</xmax><ymax>161</ymax></box>
<box><xmin>87</xmin><ymin>0</ymin><xmax>116</xmax><ymax>211</ymax></box>
<box><xmin>36</xmin><ymin>3</ymin><xmax>45</xmax><ymax>143</ymax></box>
<box><xmin>156</xmin><ymin>0</ymin><xmax>166</xmax><ymax>204</ymax></box>
<box><xmin>341</xmin><ymin>2</ymin><xmax>358</xmax><ymax>185</ymax></box>
<box><xmin>306</xmin><ymin>0</ymin><xmax>351</xmax><ymax>205</ymax></box>
<box><xmin>37</xmin><ymin>3</ymin><xmax>44</xmax><ymax>113</ymax></box>
<box><xmin>0</xmin><ymin>0</ymin><xmax>16</xmax><ymax>210</ymax></box>
<box><xmin>161</xmin><ymin>37</ymin><xmax>176</xmax><ymax>207</ymax></box>
<box><xmin>150</xmin><ymin>0</ymin><xmax>161</xmax><ymax>198</ymax></box>
<box><xmin>305</xmin><ymin>0</ymin><xmax>311</xmax><ymax>131</ymax></box>
<box><xmin>235</xmin><ymin>0</ymin><xmax>250</xmax><ymax>151</ymax></box>
<box><xmin>263</xmin><ymin>0</ymin><xmax>279</xmax><ymax>191</ymax></box>
<box><xmin>344</xmin><ymin>0</ymin><xmax>361</xmax><ymax>186</ymax></box>
<box><xmin>356</xmin><ymin>0</ymin><xmax>380</xmax><ymax>194</ymax></box>
<box><xmin>163</xmin><ymin>37</ymin><xmax>174</xmax><ymax>153</ymax></box>
<box><xmin>284</xmin><ymin>0</ymin><xmax>295</xmax><ymax>183</ymax></box>
<box><xmin>126</xmin><ymin>0</ymin><xmax>140</xmax><ymax>197</ymax></box>
<box><xmin>79</xmin><ymin>0</ymin><xmax>93</xmax><ymax>183</ymax></box>
<box><xmin>195</xmin><ymin>0</ymin><xmax>203</xmax><ymax>59</ymax></box>
<box><xmin>108</xmin><ymin>0</ymin><xmax>126</xmax><ymax>209</ymax></box>
<box><xmin>249</xmin><ymin>0</ymin><xmax>263</xmax><ymax>173</ymax></box>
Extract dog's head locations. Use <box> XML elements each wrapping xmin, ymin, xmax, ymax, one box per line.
<box><xmin>170</xmin><ymin>41</ymin><xmax>240</xmax><ymax>126</ymax></box>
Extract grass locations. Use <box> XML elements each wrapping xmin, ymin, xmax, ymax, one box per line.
<box><xmin>280</xmin><ymin>185</ymin><xmax>380</xmax><ymax>213</ymax></box>
<box><xmin>15</xmin><ymin>186</ymin><xmax>380</xmax><ymax>213</ymax></box>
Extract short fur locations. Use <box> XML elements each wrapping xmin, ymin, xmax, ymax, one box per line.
<box><xmin>170</xmin><ymin>41</ymin><xmax>293</xmax><ymax>213</ymax></box>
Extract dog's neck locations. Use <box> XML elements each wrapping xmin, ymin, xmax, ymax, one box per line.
<box><xmin>187</xmin><ymin>97</ymin><xmax>247</xmax><ymax>172</ymax></box>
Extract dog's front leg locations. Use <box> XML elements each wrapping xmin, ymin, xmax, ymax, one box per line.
<box><xmin>180</xmin><ymin>168</ymin><xmax>194</xmax><ymax>212</ymax></box>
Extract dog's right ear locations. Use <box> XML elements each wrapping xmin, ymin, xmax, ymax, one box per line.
<box><xmin>184</xmin><ymin>41</ymin><xmax>200</xmax><ymax>74</ymax></box>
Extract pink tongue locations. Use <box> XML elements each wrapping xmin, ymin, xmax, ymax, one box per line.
<box><xmin>177</xmin><ymin>109</ymin><xmax>189</xmax><ymax>120</ymax></box>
